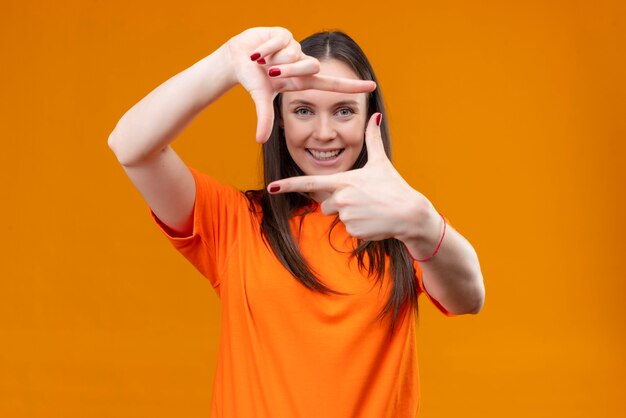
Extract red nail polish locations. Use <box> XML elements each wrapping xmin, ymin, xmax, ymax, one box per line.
<box><xmin>376</xmin><ymin>113</ymin><xmax>382</xmax><ymax>126</ymax></box>
<box><xmin>250</xmin><ymin>52</ymin><xmax>261</xmax><ymax>61</ymax></box>
<box><xmin>268</xmin><ymin>68</ymin><xmax>281</xmax><ymax>77</ymax></box>
<box><xmin>257</xmin><ymin>57</ymin><xmax>266</xmax><ymax>64</ymax></box>
<box><xmin>269</xmin><ymin>185</ymin><xmax>280</xmax><ymax>193</ymax></box>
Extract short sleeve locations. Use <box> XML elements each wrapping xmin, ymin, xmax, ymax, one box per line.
<box><xmin>149</xmin><ymin>166</ymin><xmax>246</xmax><ymax>293</ymax></box>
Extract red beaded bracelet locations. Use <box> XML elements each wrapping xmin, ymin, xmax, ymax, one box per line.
<box><xmin>406</xmin><ymin>212</ymin><xmax>447</xmax><ymax>263</ymax></box>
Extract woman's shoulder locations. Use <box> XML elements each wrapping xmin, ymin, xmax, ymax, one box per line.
<box><xmin>184</xmin><ymin>167</ymin><xmax>260</xmax><ymax>221</ymax></box>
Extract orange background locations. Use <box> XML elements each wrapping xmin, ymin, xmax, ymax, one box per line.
<box><xmin>1</xmin><ymin>0</ymin><xmax>624</xmax><ymax>417</ymax></box>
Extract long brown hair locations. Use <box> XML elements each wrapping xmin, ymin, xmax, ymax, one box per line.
<box><xmin>245</xmin><ymin>31</ymin><xmax>418</xmax><ymax>333</ymax></box>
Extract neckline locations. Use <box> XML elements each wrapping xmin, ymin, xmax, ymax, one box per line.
<box><xmin>293</xmin><ymin>200</ymin><xmax>321</xmax><ymax>216</ymax></box>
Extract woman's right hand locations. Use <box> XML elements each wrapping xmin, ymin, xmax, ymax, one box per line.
<box><xmin>225</xmin><ymin>27</ymin><xmax>377</xmax><ymax>143</ymax></box>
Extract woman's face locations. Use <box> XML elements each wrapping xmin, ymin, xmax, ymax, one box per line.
<box><xmin>280</xmin><ymin>59</ymin><xmax>368</xmax><ymax>176</ymax></box>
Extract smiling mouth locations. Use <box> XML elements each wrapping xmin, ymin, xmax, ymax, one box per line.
<box><xmin>307</xmin><ymin>149</ymin><xmax>344</xmax><ymax>161</ymax></box>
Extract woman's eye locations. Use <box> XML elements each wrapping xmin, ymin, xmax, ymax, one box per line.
<box><xmin>295</xmin><ymin>108</ymin><xmax>312</xmax><ymax>116</ymax></box>
<box><xmin>337</xmin><ymin>108</ymin><xmax>354</xmax><ymax>116</ymax></box>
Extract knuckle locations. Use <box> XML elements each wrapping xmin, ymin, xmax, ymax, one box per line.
<box><xmin>321</xmin><ymin>202</ymin><xmax>336</xmax><ymax>216</ymax></box>
<box><xmin>333</xmin><ymin>194</ymin><xmax>350</xmax><ymax>208</ymax></box>
<box><xmin>320</xmin><ymin>202</ymin><xmax>329</xmax><ymax>214</ymax></box>
<box><xmin>345</xmin><ymin>223</ymin><xmax>358</xmax><ymax>237</ymax></box>
<box><xmin>338</xmin><ymin>208</ymin><xmax>351</xmax><ymax>221</ymax></box>
<box><xmin>307</xmin><ymin>57</ymin><xmax>320</xmax><ymax>72</ymax></box>
<box><xmin>285</xmin><ymin>49</ymin><xmax>298</xmax><ymax>62</ymax></box>
<box><xmin>276</xmin><ymin>27</ymin><xmax>293</xmax><ymax>42</ymax></box>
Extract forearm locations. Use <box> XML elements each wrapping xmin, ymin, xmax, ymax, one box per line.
<box><xmin>399</xmin><ymin>198</ymin><xmax>485</xmax><ymax>315</ymax></box>
<box><xmin>108</xmin><ymin>43</ymin><xmax>237</xmax><ymax>166</ymax></box>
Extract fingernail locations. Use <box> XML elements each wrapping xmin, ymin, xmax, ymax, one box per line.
<box><xmin>250</xmin><ymin>52</ymin><xmax>261</xmax><ymax>61</ymax></box>
<box><xmin>269</xmin><ymin>185</ymin><xmax>280</xmax><ymax>193</ymax></box>
<box><xmin>376</xmin><ymin>113</ymin><xmax>382</xmax><ymax>126</ymax></box>
<box><xmin>268</xmin><ymin>68</ymin><xmax>281</xmax><ymax>77</ymax></box>
<box><xmin>257</xmin><ymin>57</ymin><xmax>266</xmax><ymax>64</ymax></box>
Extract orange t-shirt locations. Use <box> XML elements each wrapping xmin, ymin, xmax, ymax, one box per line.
<box><xmin>150</xmin><ymin>166</ymin><xmax>454</xmax><ymax>418</ymax></box>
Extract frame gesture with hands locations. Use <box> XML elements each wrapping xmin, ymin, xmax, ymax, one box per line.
<box><xmin>227</xmin><ymin>27</ymin><xmax>377</xmax><ymax>143</ymax></box>
<box><xmin>267</xmin><ymin>112</ymin><xmax>434</xmax><ymax>243</ymax></box>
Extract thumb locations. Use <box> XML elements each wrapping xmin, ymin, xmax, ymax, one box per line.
<box><xmin>250</xmin><ymin>89</ymin><xmax>275</xmax><ymax>144</ymax></box>
<box><xmin>364</xmin><ymin>112</ymin><xmax>386</xmax><ymax>164</ymax></box>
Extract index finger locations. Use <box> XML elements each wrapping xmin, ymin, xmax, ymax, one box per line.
<box><xmin>288</xmin><ymin>75</ymin><xmax>376</xmax><ymax>94</ymax></box>
<box><xmin>268</xmin><ymin>172</ymin><xmax>348</xmax><ymax>194</ymax></box>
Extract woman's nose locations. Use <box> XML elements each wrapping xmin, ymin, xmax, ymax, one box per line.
<box><xmin>313</xmin><ymin>116</ymin><xmax>337</xmax><ymax>140</ymax></box>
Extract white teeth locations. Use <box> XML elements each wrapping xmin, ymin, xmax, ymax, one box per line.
<box><xmin>308</xmin><ymin>149</ymin><xmax>342</xmax><ymax>160</ymax></box>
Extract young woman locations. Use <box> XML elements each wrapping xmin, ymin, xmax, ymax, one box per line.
<box><xmin>108</xmin><ymin>26</ymin><xmax>485</xmax><ymax>418</ymax></box>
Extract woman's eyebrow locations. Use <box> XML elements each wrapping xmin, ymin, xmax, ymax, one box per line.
<box><xmin>287</xmin><ymin>99</ymin><xmax>360</xmax><ymax>107</ymax></box>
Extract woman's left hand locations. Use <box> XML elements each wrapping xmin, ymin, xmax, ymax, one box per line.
<box><xmin>267</xmin><ymin>113</ymin><xmax>435</xmax><ymax>242</ymax></box>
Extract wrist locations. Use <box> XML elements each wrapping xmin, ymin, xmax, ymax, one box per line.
<box><xmin>189</xmin><ymin>43</ymin><xmax>239</xmax><ymax>110</ymax></box>
<box><xmin>215</xmin><ymin>42</ymin><xmax>239</xmax><ymax>89</ymax></box>
<box><xmin>395</xmin><ymin>193</ymin><xmax>436</xmax><ymax>242</ymax></box>
<box><xmin>397</xmin><ymin>197</ymin><xmax>445</xmax><ymax>260</ymax></box>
